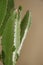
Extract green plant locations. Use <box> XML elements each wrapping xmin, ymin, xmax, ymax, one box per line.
<box><xmin>0</xmin><ymin>0</ymin><xmax>31</xmax><ymax>65</ymax></box>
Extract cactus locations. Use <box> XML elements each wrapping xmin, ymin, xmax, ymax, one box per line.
<box><xmin>0</xmin><ymin>0</ymin><xmax>31</xmax><ymax>65</ymax></box>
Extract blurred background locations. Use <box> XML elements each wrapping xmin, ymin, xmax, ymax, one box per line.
<box><xmin>15</xmin><ymin>0</ymin><xmax>43</xmax><ymax>65</ymax></box>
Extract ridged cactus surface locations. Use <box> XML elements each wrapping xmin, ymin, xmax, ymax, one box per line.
<box><xmin>0</xmin><ymin>0</ymin><xmax>31</xmax><ymax>65</ymax></box>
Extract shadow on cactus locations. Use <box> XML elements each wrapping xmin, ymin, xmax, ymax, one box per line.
<box><xmin>0</xmin><ymin>0</ymin><xmax>31</xmax><ymax>65</ymax></box>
